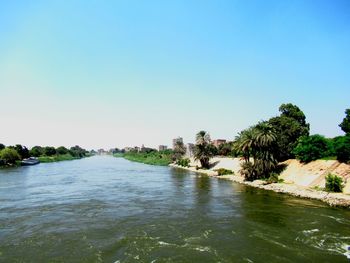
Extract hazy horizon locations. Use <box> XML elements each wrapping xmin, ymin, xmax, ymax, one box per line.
<box><xmin>1</xmin><ymin>0</ymin><xmax>349</xmax><ymax>150</ymax></box>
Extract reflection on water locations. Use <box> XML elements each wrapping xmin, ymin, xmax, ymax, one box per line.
<box><xmin>0</xmin><ymin>156</ymin><xmax>350</xmax><ymax>262</ymax></box>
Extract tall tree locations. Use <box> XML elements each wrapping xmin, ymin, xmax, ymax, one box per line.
<box><xmin>0</xmin><ymin>148</ymin><xmax>21</xmax><ymax>165</ymax></box>
<box><xmin>30</xmin><ymin>146</ymin><xmax>44</xmax><ymax>157</ymax></box>
<box><xmin>235</xmin><ymin>122</ymin><xmax>278</xmax><ymax>181</ymax></box>
<box><xmin>13</xmin><ymin>144</ymin><xmax>30</xmax><ymax>159</ymax></box>
<box><xmin>339</xmin><ymin>108</ymin><xmax>350</xmax><ymax>135</ymax></box>
<box><xmin>268</xmin><ymin>103</ymin><xmax>309</xmax><ymax>161</ymax></box>
<box><xmin>172</xmin><ymin>140</ymin><xmax>186</xmax><ymax>161</ymax></box>
<box><xmin>292</xmin><ymin>135</ymin><xmax>329</xmax><ymax>163</ymax></box>
<box><xmin>194</xmin><ymin>131</ymin><xmax>214</xmax><ymax>169</ymax></box>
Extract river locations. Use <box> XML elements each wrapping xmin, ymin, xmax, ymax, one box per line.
<box><xmin>0</xmin><ymin>156</ymin><xmax>349</xmax><ymax>262</ymax></box>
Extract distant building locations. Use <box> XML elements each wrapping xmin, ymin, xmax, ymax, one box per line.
<box><xmin>213</xmin><ymin>139</ymin><xmax>226</xmax><ymax>147</ymax></box>
<box><xmin>134</xmin><ymin>146</ymin><xmax>140</xmax><ymax>152</ymax></box>
<box><xmin>124</xmin><ymin>147</ymin><xmax>133</xmax><ymax>152</ymax></box>
<box><xmin>172</xmin><ymin>137</ymin><xmax>183</xmax><ymax>149</ymax></box>
<box><xmin>97</xmin><ymin>149</ymin><xmax>107</xmax><ymax>155</ymax></box>
<box><xmin>159</xmin><ymin>145</ymin><xmax>168</xmax><ymax>151</ymax></box>
<box><xmin>186</xmin><ymin>143</ymin><xmax>195</xmax><ymax>157</ymax></box>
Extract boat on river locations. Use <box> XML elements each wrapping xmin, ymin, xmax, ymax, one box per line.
<box><xmin>21</xmin><ymin>157</ymin><xmax>40</xmax><ymax>166</ymax></box>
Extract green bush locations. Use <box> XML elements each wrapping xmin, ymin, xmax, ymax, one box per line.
<box><xmin>215</xmin><ymin>168</ymin><xmax>234</xmax><ymax>176</ymax></box>
<box><xmin>0</xmin><ymin>148</ymin><xmax>21</xmax><ymax>165</ymax></box>
<box><xmin>292</xmin><ymin>135</ymin><xmax>330</xmax><ymax>163</ymax></box>
<box><xmin>30</xmin><ymin>146</ymin><xmax>44</xmax><ymax>157</ymax></box>
<box><xmin>325</xmin><ymin>174</ymin><xmax>344</xmax><ymax>192</ymax></box>
<box><xmin>176</xmin><ymin>158</ymin><xmax>190</xmax><ymax>167</ymax></box>
<box><xmin>266</xmin><ymin>173</ymin><xmax>284</xmax><ymax>184</ymax></box>
<box><xmin>332</xmin><ymin>135</ymin><xmax>350</xmax><ymax>163</ymax></box>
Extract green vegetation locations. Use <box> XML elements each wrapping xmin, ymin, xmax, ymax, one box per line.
<box><xmin>38</xmin><ymin>154</ymin><xmax>80</xmax><ymax>163</ymax></box>
<box><xmin>325</xmin><ymin>174</ymin><xmax>344</xmax><ymax>193</ymax></box>
<box><xmin>36</xmin><ymin>145</ymin><xmax>90</xmax><ymax>163</ymax></box>
<box><xmin>214</xmin><ymin>141</ymin><xmax>236</xmax><ymax>157</ymax></box>
<box><xmin>194</xmin><ymin>131</ymin><xmax>215</xmax><ymax>169</ymax></box>
<box><xmin>215</xmin><ymin>168</ymin><xmax>234</xmax><ymax>176</ymax></box>
<box><xmin>172</xmin><ymin>140</ymin><xmax>186</xmax><ymax>162</ymax></box>
<box><xmin>0</xmin><ymin>148</ymin><xmax>21</xmax><ymax>166</ymax></box>
<box><xmin>291</xmin><ymin>109</ymin><xmax>350</xmax><ymax>164</ymax></box>
<box><xmin>176</xmin><ymin>158</ymin><xmax>190</xmax><ymax>167</ymax></box>
<box><xmin>332</xmin><ymin>135</ymin><xmax>350</xmax><ymax>163</ymax></box>
<box><xmin>0</xmin><ymin>143</ymin><xmax>90</xmax><ymax>167</ymax></box>
<box><xmin>123</xmin><ymin>150</ymin><xmax>173</xmax><ymax>166</ymax></box>
<box><xmin>266</xmin><ymin>173</ymin><xmax>284</xmax><ymax>184</ymax></box>
<box><xmin>235</xmin><ymin>122</ymin><xmax>279</xmax><ymax>181</ymax></box>
<box><xmin>267</xmin><ymin>103</ymin><xmax>310</xmax><ymax>161</ymax></box>
<box><xmin>339</xmin><ymin>108</ymin><xmax>350</xmax><ymax>135</ymax></box>
<box><xmin>113</xmin><ymin>153</ymin><xmax>124</xmax><ymax>158</ymax></box>
<box><xmin>292</xmin><ymin>135</ymin><xmax>330</xmax><ymax>163</ymax></box>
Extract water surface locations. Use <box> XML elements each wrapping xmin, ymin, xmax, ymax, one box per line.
<box><xmin>0</xmin><ymin>156</ymin><xmax>349</xmax><ymax>262</ymax></box>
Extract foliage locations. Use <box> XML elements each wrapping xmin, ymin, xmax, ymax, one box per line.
<box><xmin>339</xmin><ymin>108</ymin><xmax>350</xmax><ymax>135</ymax></box>
<box><xmin>69</xmin><ymin>145</ymin><xmax>87</xmax><ymax>158</ymax></box>
<box><xmin>266</xmin><ymin>173</ymin><xmax>284</xmax><ymax>184</ymax></box>
<box><xmin>235</xmin><ymin>122</ymin><xmax>278</xmax><ymax>181</ymax></box>
<box><xmin>268</xmin><ymin>103</ymin><xmax>309</xmax><ymax>161</ymax></box>
<box><xmin>38</xmin><ymin>154</ymin><xmax>79</xmax><ymax>163</ymax></box>
<box><xmin>0</xmin><ymin>148</ymin><xmax>21</xmax><ymax>165</ymax></box>
<box><xmin>332</xmin><ymin>135</ymin><xmax>350</xmax><ymax>163</ymax></box>
<box><xmin>216</xmin><ymin>142</ymin><xmax>235</xmax><ymax>156</ymax></box>
<box><xmin>113</xmin><ymin>153</ymin><xmax>124</xmax><ymax>157</ymax></box>
<box><xmin>123</xmin><ymin>151</ymin><xmax>173</xmax><ymax>166</ymax></box>
<box><xmin>0</xmin><ymin>143</ymin><xmax>5</xmax><ymax>151</ymax></box>
<box><xmin>215</xmin><ymin>168</ymin><xmax>234</xmax><ymax>176</ymax></box>
<box><xmin>30</xmin><ymin>146</ymin><xmax>44</xmax><ymax>157</ymax></box>
<box><xmin>176</xmin><ymin>158</ymin><xmax>190</xmax><ymax>167</ymax></box>
<box><xmin>292</xmin><ymin>135</ymin><xmax>330</xmax><ymax>163</ymax></box>
<box><xmin>194</xmin><ymin>131</ymin><xmax>215</xmax><ymax>169</ymax></box>
<box><xmin>325</xmin><ymin>174</ymin><xmax>344</xmax><ymax>193</ymax></box>
<box><xmin>14</xmin><ymin>144</ymin><xmax>30</xmax><ymax>159</ymax></box>
<box><xmin>56</xmin><ymin>146</ymin><xmax>69</xmax><ymax>155</ymax></box>
<box><xmin>172</xmin><ymin>141</ymin><xmax>186</xmax><ymax>161</ymax></box>
<box><xmin>44</xmin><ymin>146</ymin><xmax>57</xmax><ymax>156</ymax></box>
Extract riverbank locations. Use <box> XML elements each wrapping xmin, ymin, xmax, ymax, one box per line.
<box><xmin>38</xmin><ymin>154</ymin><xmax>83</xmax><ymax>163</ymax></box>
<box><xmin>114</xmin><ymin>151</ymin><xmax>172</xmax><ymax>166</ymax></box>
<box><xmin>170</xmin><ymin>157</ymin><xmax>350</xmax><ymax>208</ymax></box>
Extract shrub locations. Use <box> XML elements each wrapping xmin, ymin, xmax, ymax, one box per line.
<box><xmin>325</xmin><ymin>174</ymin><xmax>344</xmax><ymax>193</ymax></box>
<box><xmin>176</xmin><ymin>158</ymin><xmax>190</xmax><ymax>167</ymax></box>
<box><xmin>215</xmin><ymin>168</ymin><xmax>234</xmax><ymax>176</ymax></box>
<box><xmin>333</xmin><ymin>135</ymin><xmax>350</xmax><ymax>163</ymax></box>
<box><xmin>240</xmin><ymin>161</ymin><xmax>259</xmax><ymax>181</ymax></box>
<box><xmin>292</xmin><ymin>135</ymin><xmax>330</xmax><ymax>163</ymax></box>
<box><xmin>30</xmin><ymin>146</ymin><xmax>44</xmax><ymax>157</ymax></box>
<box><xmin>0</xmin><ymin>148</ymin><xmax>21</xmax><ymax>165</ymax></box>
<box><xmin>266</xmin><ymin>173</ymin><xmax>284</xmax><ymax>184</ymax></box>
<box><xmin>44</xmin><ymin>146</ymin><xmax>57</xmax><ymax>156</ymax></box>
<box><xmin>56</xmin><ymin>146</ymin><xmax>69</xmax><ymax>155</ymax></box>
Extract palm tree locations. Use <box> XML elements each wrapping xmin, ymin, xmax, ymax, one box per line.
<box><xmin>172</xmin><ymin>140</ymin><xmax>186</xmax><ymax>161</ymax></box>
<box><xmin>234</xmin><ymin>127</ymin><xmax>256</xmax><ymax>163</ymax></box>
<box><xmin>235</xmin><ymin>123</ymin><xmax>278</xmax><ymax>180</ymax></box>
<box><xmin>194</xmin><ymin>131</ymin><xmax>214</xmax><ymax>169</ymax></box>
<box><xmin>254</xmin><ymin>122</ymin><xmax>277</xmax><ymax>149</ymax></box>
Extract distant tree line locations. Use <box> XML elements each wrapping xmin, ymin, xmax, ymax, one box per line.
<box><xmin>0</xmin><ymin>144</ymin><xmax>89</xmax><ymax>166</ymax></box>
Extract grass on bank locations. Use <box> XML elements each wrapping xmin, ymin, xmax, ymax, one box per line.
<box><xmin>38</xmin><ymin>154</ymin><xmax>81</xmax><ymax>163</ymax></box>
<box><xmin>115</xmin><ymin>151</ymin><xmax>173</xmax><ymax>166</ymax></box>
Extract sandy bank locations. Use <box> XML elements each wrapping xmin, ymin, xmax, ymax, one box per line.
<box><xmin>169</xmin><ymin>157</ymin><xmax>350</xmax><ymax>208</ymax></box>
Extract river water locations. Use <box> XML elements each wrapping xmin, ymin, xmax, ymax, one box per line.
<box><xmin>0</xmin><ymin>156</ymin><xmax>349</xmax><ymax>262</ymax></box>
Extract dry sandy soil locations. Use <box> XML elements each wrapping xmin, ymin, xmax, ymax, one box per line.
<box><xmin>170</xmin><ymin>157</ymin><xmax>350</xmax><ymax>207</ymax></box>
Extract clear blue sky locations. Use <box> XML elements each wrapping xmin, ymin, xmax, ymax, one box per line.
<box><xmin>0</xmin><ymin>0</ymin><xmax>349</xmax><ymax>150</ymax></box>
